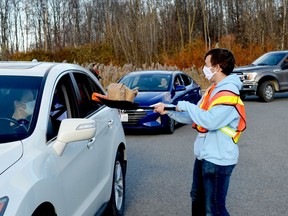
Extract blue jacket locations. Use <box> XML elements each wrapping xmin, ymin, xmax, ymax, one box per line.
<box><xmin>168</xmin><ymin>74</ymin><xmax>243</xmax><ymax>165</ymax></box>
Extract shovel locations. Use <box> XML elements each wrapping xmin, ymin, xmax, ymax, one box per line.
<box><xmin>92</xmin><ymin>93</ymin><xmax>176</xmax><ymax>111</ymax></box>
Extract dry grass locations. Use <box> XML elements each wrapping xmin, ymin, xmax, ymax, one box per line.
<box><xmin>86</xmin><ymin>63</ymin><xmax>210</xmax><ymax>90</ymax></box>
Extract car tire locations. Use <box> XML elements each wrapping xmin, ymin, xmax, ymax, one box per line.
<box><xmin>106</xmin><ymin>152</ymin><xmax>125</xmax><ymax>216</ymax></box>
<box><xmin>164</xmin><ymin>116</ymin><xmax>175</xmax><ymax>134</ymax></box>
<box><xmin>258</xmin><ymin>81</ymin><xmax>274</xmax><ymax>102</ymax></box>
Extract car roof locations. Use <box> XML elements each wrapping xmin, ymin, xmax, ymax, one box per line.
<box><xmin>267</xmin><ymin>50</ymin><xmax>288</xmax><ymax>54</ymax></box>
<box><xmin>0</xmin><ymin>61</ymin><xmax>86</xmax><ymax>77</ymax></box>
<box><xmin>126</xmin><ymin>70</ymin><xmax>182</xmax><ymax>76</ymax></box>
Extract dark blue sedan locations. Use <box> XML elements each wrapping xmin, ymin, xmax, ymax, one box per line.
<box><xmin>118</xmin><ymin>70</ymin><xmax>201</xmax><ymax>134</ymax></box>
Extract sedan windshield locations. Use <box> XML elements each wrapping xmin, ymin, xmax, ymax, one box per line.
<box><xmin>0</xmin><ymin>76</ymin><xmax>42</xmax><ymax>143</ymax></box>
<box><xmin>252</xmin><ymin>53</ymin><xmax>286</xmax><ymax>66</ymax></box>
<box><xmin>120</xmin><ymin>74</ymin><xmax>172</xmax><ymax>91</ymax></box>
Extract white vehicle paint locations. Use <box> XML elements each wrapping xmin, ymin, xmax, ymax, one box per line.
<box><xmin>0</xmin><ymin>62</ymin><xmax>127</xmax><ymax>216</ymax></box>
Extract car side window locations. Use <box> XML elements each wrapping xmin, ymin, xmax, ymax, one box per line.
<box><xmin>282</xmin><ymin>57</ymin><xmax>288</xmax><ymax>69</ymax></box>
<box><xmin>47</xmin><ymin>74</ymin><xmax>77</xmax><ymax>141</ymax></box>
<box><xmin>181</xmin><ymin>74</ymin><xmax>191</xmax><ymax>86</ymax></box>
<box><xmin>73</xmin><ymin>73</ymin><xmax>103</xmax><ymax>117</ymax></box>
<box><xmin>174</xmin><ymin>75</ymin><xmax>183</xmax><ymax>88</ymax></box>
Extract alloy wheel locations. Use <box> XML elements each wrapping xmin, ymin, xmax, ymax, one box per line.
<box><xmin>114</xmin><ymin>161</ymin><xmax>124</xmax><ymax>210</ymax></box>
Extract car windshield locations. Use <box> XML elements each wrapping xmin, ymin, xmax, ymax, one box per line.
<box><xmin>0</xmin><ymin>76</ymin><xmax>42</xmax><ymax>143</ymax></box>
<box><xmin>120</xmin><ymin>74</ymin><xmax>172</xmax><ymax>91</ymax></box>
<box><xmin>252</xmin><ymin>53</ymin><xmax>286</xmax><ymax>66</ymax></box>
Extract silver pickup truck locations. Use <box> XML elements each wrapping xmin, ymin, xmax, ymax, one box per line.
<box><xmin>232</xmin><ymin>51</ymin><xmax>288</xmax><ymax>102</ymax></box>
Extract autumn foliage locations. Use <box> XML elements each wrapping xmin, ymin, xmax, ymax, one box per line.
<box><xmin>8</xmin><ymin>36</ymin><xmax>275</xmax><ymax>89</ymax></box>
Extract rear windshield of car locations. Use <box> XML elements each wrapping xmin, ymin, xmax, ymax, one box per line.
<box><xmin>253</xmin><ymin>53</ymin><xmax>287</xmax><ymax>66</ymax></box>
<box><xmin>0</xmin><ymin>76</ymin><xmax>42</xmax><ymax>143</ymax></box>
<box><xmin>120</xmin><ymin>74</ymin><xmax>172</xmax><ymax>91</ymax></box>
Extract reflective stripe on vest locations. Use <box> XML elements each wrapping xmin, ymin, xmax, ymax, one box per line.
<box><xmin>192</xmin><ymin>86</ymin><xmax>246</xmax><ymax>144</ymax></box>
<box><xmin>219</xmin><ymin>126</ymin><xmax>242</xmax><ymax>143</ymax></box>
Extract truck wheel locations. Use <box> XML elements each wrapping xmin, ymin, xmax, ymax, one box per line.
<box><xmin>258</xmin><ymin>81</ymin><xmax>274</xmax><ymax>102</ymax></box>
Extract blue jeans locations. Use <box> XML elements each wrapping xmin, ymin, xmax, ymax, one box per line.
<box><xmin>190</xmin><ymin>159</ymin><xmax>235</xmax><ymax>216</ymax></box>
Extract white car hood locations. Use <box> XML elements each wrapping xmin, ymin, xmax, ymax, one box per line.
<box><xmin>0</xmin><ymin>141</ymin><xmax>23</xmax><ymax>174</ymax></box>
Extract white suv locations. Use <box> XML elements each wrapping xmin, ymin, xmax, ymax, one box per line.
<box><xmin>0</xmin><ymin>62</ymin><xmax>127</xmax><ymax>216</ymax></box>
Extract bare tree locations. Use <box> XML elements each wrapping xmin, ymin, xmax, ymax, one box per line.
<box><xmin>50</xmin><ymin>0</ymin><xmax>62</xmax><ymax>49</ymax></box>
<box><xmin>138</xmin><ymin>0</ymin><xmax>159</xmax><ymax>63</ymax></box>
<box><xmin>175</xmin><ymin>0</ymin><xmax>185</xmax><ymax>50</ymax></box>
<box><xmin>2</xmin><ymin>0</ymin><xmax>288</xmax><ymax>63</ymax></box>
<box><xmin>83</xmin><ymin>1</ymin><xmax>93</xmax><ymax>43</ymax></box>
<box><xmin>187</xmin><ymin>0</ymin><xmax>198</xmax><ymax>44</ymax></box>
<box><xmin>158</xmin><ymin>0</ymin><xmax>178</xmax><ymax>54</ymax></box>
<box><xmin>11</xmin><ymin>0</ymin><xmax>21</xmax><ymax>52</ymax></box>
<box><xmin>70</xmin><ymin>0</ymin><xmax>81</xmax><ymax>46</ymax></box>
<box><xmin>0</xmin><ymin>0</ymin><xmax>10</xmax><ymax>59</ymax></box>
<box><xmin>281</xmin><ymin>0</ymin><xmax>287</xmax><ymax>50</ymax></box>
<box><xmin>201</xmin><ymin>0</ymin><xmax>209</xmax><ymax>50</ymax></box>
<box><xmin>40</xmin><ymin>0</ymin><xmax>50</xmax><ymax>51</ymax></box>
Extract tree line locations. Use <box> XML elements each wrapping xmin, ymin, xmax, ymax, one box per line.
<box><xmin>0</xmin><ymin>0</ymin><xmax>287</xmax><ymax>66</ymax></box>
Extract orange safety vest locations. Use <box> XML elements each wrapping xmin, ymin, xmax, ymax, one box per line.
<box><xmin>192</xmin><ymin>84</ymin><xmax>246</xmax><ymax>144</ymax></box>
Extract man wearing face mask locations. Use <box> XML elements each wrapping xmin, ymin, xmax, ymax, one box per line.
<box><xmin>12</xmin><ymin>89</ymin><xmax>35</xmax><ymax>124</ymax></box>
<box><xmin>154</xmin><ymin>48</ymin><xmax>246</xmax><ymax>216</ymax></box>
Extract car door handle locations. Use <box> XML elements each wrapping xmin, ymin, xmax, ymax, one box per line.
<box><xmin>87</xmin><ymin>138</ymin><xmax>96</xmax><ymax>149</ymax></box>
<box><xmin>108</xmin><ymin>120</ymin><xmax>114</xmax><ymax>128</ymax></box>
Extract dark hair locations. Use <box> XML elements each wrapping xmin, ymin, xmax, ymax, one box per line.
<box><xmin>204</xmin><ymin>48</ymin><xmax>235</xmax><ymax>75</ymax></box>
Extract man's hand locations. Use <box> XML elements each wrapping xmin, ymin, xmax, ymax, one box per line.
<box><xmin>153</xmin><ymin>102</ymin><xmax>168</xmax><ymax>115</ymax></box>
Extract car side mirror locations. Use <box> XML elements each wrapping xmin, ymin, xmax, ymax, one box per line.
<box><xmin>53</xmin><ymin>118</ymin><xmax>96</xmax><ymax>156</ymax></box>
<box><xmin>175</xmin><ymin>85</ymin><xmax>186</xmax><ymax>91</ymax></box>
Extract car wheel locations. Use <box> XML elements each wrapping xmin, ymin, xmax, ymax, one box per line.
<box><xmin>106</xmin><ymin>152</ymin><xmax>125</xmax><ymax>216</ymax></box>
<box><xmin>258</xmin><ymin>81</ymin><xmax>274</xmax><ymax>102</ymax></box>
<box><xmin>164</xmin><ymin>117</ymin><xmax>175</xmax><ymax>134</ymax></box>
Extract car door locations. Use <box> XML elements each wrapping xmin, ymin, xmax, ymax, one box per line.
<box><xmin>277</xmin><ymin>56</ymin><xmax>288</xmax><ymax>90</ymax></box>
<box><xmin>72</xmin><ymin>72</ymin><xmax>118</xmax><ymax>215</ymax></box>
<box><xmin>179</xmin><ymin>74</ymin><xmax>200</xmax><ymax>104</ymax></box>
<box><xmin>47</xmin><ymin>73</ymin><xmax>115</xmax><ymax>215</ymax></box>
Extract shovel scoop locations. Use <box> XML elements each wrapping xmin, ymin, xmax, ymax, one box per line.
<box><xmin>92</xmin><ymin>92</ymin><xmax>176</xmax><ymax>111</ymax></box>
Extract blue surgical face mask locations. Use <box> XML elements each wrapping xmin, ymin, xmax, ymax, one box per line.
<box><xmin>203</xmin><ymin>66</ymin><xmax>217</xmax><ymax>80</ymax></box>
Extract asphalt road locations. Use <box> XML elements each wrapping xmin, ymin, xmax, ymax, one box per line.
<box><xmin>124</xmin><ymin>93</ymin><xmax>288</xmax><ymax>216</ymax></box>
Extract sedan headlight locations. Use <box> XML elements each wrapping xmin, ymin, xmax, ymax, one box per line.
<box><xmin>243</xmin><ymin>72</ymin><xmax>257</xmax><ymax>81</ymax></box>
<box><xmin>0</xmin><ymin>196</ymin><xmax>9</xmax><ymax>215</ymax></box>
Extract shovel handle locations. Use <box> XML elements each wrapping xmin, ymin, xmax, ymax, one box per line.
<box><xmin>138</xmin><ymin>106</ymin><xmax>176</xmax><ymax>111</ymax></box>
<box><xmin>93</xmin><ymin>95</ymin><xmax>177</xmax><ymax>111</ymax></box>
<box><xmin>164</xmin><ymin>106</ymin><xmax>176</xmax><ymax>111</ymax></box>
